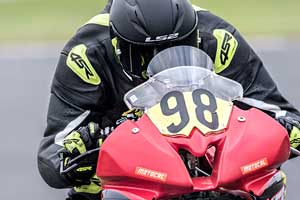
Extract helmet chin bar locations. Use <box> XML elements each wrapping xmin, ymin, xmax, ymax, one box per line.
<box><xmin>122</xmin><ymin>68</ymin><xmax>148</xmax><ymax>82</ymax></box>
<box><xmin>111</xmin><ymin>39</ymin><xmax>145</xmax><ymax>81</ymax></box>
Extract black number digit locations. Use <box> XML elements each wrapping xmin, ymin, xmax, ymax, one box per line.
<box><xmin>160</xmin><ymin>89</ymin><xmax>219</xmax><ymax>133</ymax></box>
<box><xmin>160</xmin><ymin>91</ymin><xmax>190</xmax><ymax>133</ymax></box>
<box><xmin>192</xmin><ymin>89</ymin><xmax>219</xmax><ymax>129</ymax></box>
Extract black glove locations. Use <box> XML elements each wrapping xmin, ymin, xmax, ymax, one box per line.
<box><xmin>60</xmin><ymin>122</ymin><xmax>111</xmax><ymax>186</ymax></box>
<box><xmin>277</xmin><ymin>116</ymin><xmax>300</xmax><ymax>150</ymax></box>
<box><xmin>115</xmin><ymin>109</ymin><xmax>143</xmax><ymax>126</ymax></box>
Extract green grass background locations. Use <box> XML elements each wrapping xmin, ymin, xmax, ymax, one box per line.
<box><xmin>1</xmin><ymin>0</ymin><xmax>300</xmax><ymax>42</ymax></box>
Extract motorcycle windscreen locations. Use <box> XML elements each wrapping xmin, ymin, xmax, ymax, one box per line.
<box><xmin>146</xmin><ymin>46</ymin><xmax>214</xmax><ymax>76</ymax></box>
<box><xmin>124</xmin><ymin>66</ymin><xmax>243</xmax><ymax>136</ymax></box>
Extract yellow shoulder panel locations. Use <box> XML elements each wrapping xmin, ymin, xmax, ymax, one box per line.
<box><xmin>84</xmin><ymin>13</ymin><xmax>109</xmax><ymax>27</ymax></box>
<box><xmin>213</xmin><ymin>29</ymin><xmax>238</xmax><ymax>73</ymax></box>
<box><xmin>192</xmin><ymin>5</ymin><xmax>207</xmax><ymax>12</ymax></box>
<box><xmin>67</xmin><ymin>44</ymin><xmax>101</xmax><ymax>85</ymax></box>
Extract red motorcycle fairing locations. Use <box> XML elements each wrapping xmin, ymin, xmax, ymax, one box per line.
<box><xmin>98</xmin><ymin>113</ymin><xmax>194</xmax><ymax>198</ymax></box>
<box><xmin>97</xmin><ymin>106</ymin><xmax>290</xmax><ymax>199</ymax></box>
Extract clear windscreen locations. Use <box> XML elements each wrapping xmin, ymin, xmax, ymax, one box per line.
<box><xmin>124</xmin><ymin>46</ymin><xmax>244</xmax><ymax>110</ymax></box>
<box><xmin>147</xmin><ymin>45</ymin><xmax>214</xmax><ymax>76</ymax></box>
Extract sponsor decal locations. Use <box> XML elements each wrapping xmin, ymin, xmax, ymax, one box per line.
<box><xmin>76</xmin><ymin>166</ymin><xmax>93</xmax><ymax>172</ymax></box>
<box><xmin>145</xmin><ymin>33</ymin><xmax>179</xmax><ymax>42</ymax></box>
<box><xmin>213</xmin><ymin>29</ymin><xmax>238</xmax><ymax>73</ymax></box>
<box><xmin>135</xmin><ymin>167</ymin><xmax>167</xmax><ymax>182</ymax></box>
<box><xmin>241</xmin><ymin>158</ymin><xmax>268</xmax><ymax>175</ymax></box>
<box><xmin>220</xmin><ymin>32</ymin><xmax>233</xmax><ymax>65</ymax></box>
<box><xmin>129</xmin><ymin>95</ymin><xmax>138</xmax><ymax>103</ymax></box>
<box><xmin>67</xmin><ymin>44</ymin><xmax>101</xmax><ymax>85</ymax></box>
<box><xmin>70</xmin><ymin>53</ymin><xmax>94</xmax><ymax>79</ymax></box>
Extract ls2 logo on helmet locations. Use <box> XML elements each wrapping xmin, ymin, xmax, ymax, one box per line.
<box><xmin>145</xmin><ymin>33</ymin><xmax>179</xmax><ymax>42</ymax></box>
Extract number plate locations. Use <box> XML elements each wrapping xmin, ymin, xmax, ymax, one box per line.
<box><xmin>146</xmin><ymin>89</ymin><xmax>233</xmax><ymax>136</ymax></box>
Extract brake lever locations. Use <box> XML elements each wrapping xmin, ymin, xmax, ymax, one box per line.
<box><xmin>59</xmin><ymin>148</ymin><xmax>100</xmax><ymax>175</ymax></box>
<box><xmin>58</xmin><ymin>123</ymin><xmax>116</xmax><ymax>175</ymax></box>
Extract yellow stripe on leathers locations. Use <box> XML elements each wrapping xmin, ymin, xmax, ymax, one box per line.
<box><xmin>84</xmin><ymin>13</ymin><xmax>109</xmax><ymax>27</ymax></box>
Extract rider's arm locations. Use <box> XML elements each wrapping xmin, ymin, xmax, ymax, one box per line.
<box><xmin>197</xmin><ymin>10</ymin><xmax>300</xmax><ymax>149</ymax></box>
<box><xmin>37</xmin><ymin>24</ymin><xmax>110</xmax><ymax>188</ymax></box>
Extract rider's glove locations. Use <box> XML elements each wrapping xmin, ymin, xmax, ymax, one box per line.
<box><xmin>73</xmin><ymin>174</ymin><xmax>102</xmax><ymax>195</ymax></box>
<box><xmin>277</xmin><ymin>116</ymin><xmax>300</xmax><ymax>150</ymax></box>
<box><xmin>116</xmin><ymin>109</ymin><xmax>143</xmax><ymax>126</ymax></box>
<box><xmin>61</xmin><ymin>122</ymin><xmax>110</xmax><ymax>185</ymax></box>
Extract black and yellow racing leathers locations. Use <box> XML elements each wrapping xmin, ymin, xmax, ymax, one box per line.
<box><xmin>37</xmin><ymin>1</ymin><xmax>300</xmax><ymax>200</ymax></box>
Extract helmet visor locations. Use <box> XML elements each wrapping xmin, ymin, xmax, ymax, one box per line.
<box><xmin>117</xmin><ymin>29</ymin><xmax>199</xmax><ymax>78</ymax></box>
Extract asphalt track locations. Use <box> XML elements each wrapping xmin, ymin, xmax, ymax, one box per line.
<box><xmin>0</xmin><ymin>39</ymin><xmax>299</xmax><ymax>200</ymax></box>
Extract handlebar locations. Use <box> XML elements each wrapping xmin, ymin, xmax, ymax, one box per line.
<box><xmin>290</xmin><ymin>147</ymin><xmax>300</xmax><ymax>157</ymax></box>
<box><xmin>59</xmin><ymin>148</ymin><xmax>100</xmax><ymax>175</ymax></box>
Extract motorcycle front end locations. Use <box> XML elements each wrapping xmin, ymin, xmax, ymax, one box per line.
<box><xmin>97</xmin><ymin>46</ymin><xmax>290</xmax><ymax>200</ymax></box>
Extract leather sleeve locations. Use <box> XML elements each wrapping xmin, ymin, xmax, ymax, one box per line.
<box><xmin>198</xmin><ymin>10</ymin><xmax>300</xmax><ymax>119</ymax></box>
<box><xmin>37</xmin><ymin>24</ymin><xmax>110</xmax><ymax>188</ymax></box>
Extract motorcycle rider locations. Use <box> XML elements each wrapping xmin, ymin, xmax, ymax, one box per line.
<box><xmin>37</xmin><ymin>0</ymin><xmax>300</xmax><ymax>199</ymax></box>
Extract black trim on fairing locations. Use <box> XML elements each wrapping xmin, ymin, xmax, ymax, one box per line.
<box><xmin>257</xmin><ymin>180</ymin><xmax>285</xmax><ymax>200</ymax></box>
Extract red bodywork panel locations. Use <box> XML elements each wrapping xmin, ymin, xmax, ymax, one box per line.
<box><xmin>97</xmin><ymin>106</ymin><xmax>290</xmax><ymax>199</ymax></box>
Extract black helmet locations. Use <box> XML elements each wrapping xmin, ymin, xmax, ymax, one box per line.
<box><xmin>110</xmin><ymin>0</ymin><xmax>199</xmax><ymax>80</ymax></box>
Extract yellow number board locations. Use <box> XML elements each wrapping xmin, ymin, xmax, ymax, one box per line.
<box><xmin>146</xmin><ymin>89</ymin><xmax>233</xmax><ymax>136</ymax></box>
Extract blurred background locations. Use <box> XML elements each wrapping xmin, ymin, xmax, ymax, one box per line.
<box><xmin>0</xmin><ymin>0</ymin><xmax>299</xmax><ymax>199</ymax></box>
